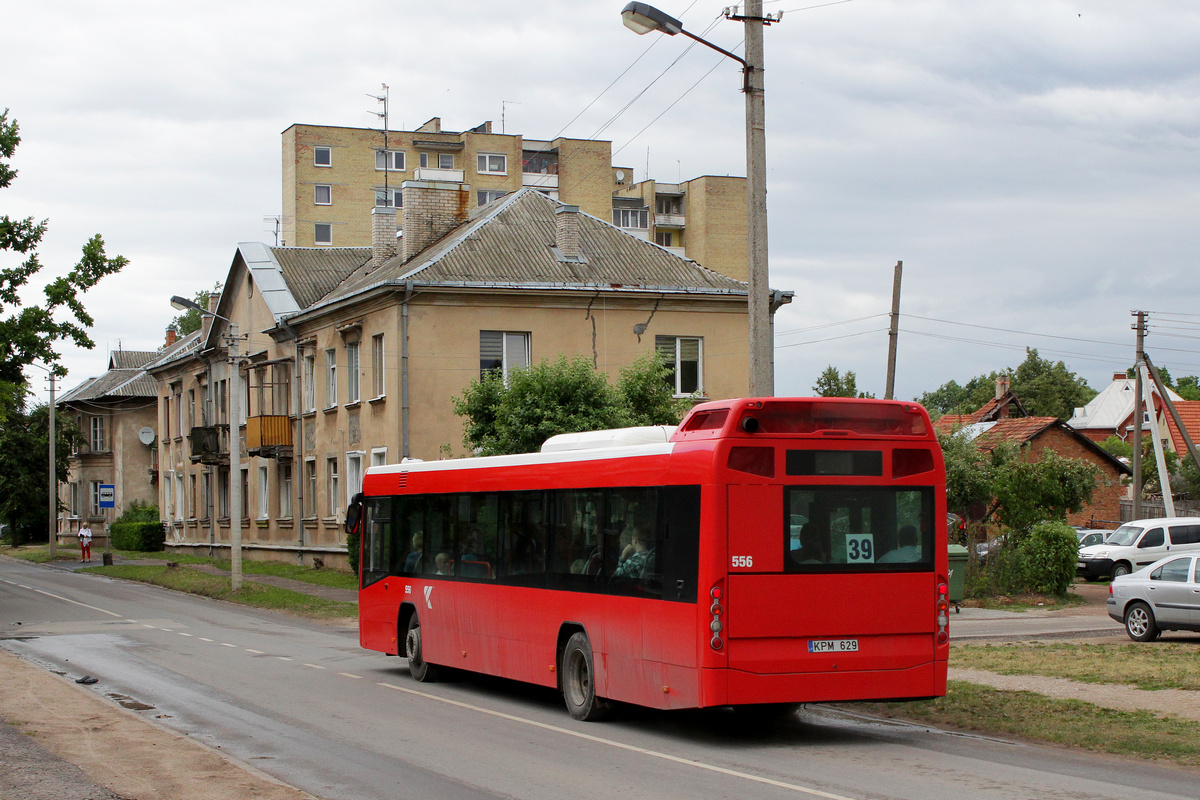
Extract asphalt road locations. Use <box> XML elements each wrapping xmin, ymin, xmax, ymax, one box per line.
<box><xmin>3</xmin><ymin>558</ymin><xmax>1197</xmax><ymax>800</ymax></box>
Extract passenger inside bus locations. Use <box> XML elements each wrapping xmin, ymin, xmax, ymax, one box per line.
<box><xmin>878</xmin><ymin>525</ymin><xmax>921</xmax><ymax>563</ymax></box>
<box><xmin>614</xmin><ymin>527</ymin><xmax>652</xmax><ymax>579</ymax></box>
<box><xmin>793</xmin><ymin>522</ymin><xmax>829</xmax><ymax>564</ymax></box>
<box><xmin>435</xmin><ymin>552</ymin><xmax>453</xmax><ymax>575</ymax></box>
<box><xmin>403</xmin><ymin>532</ymin><xmax>423</xmax><ymax>573</ymax></box>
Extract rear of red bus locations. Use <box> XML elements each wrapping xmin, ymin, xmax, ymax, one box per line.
<box><xmin>676</xmin><ymin>398</ymin><xmax>949</xmax><ymax>707</ymax></box>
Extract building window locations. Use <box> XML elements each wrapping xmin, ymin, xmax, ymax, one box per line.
<box><xmin>314</xmin><ymin>146</ymin><xmax>332</xmax><ymax>167</ymax></box>
<box><xmin>239</xmin><ymin>371</ymin><xmax>249</xmax><ymax>426</ymax></box>
<box><xmin>522</xmin><ymin>153</ymin><xmax>558</xmax><ymax>174</ymax></box>
<box><xmin>258</xmin><ymin>463</ymin><xmax>269</xmax><ymax>519</ymax></box>
<box><xmin>240</xmin><ymin>468</ymin><xmax>249</xmax><ymax>520</ymax></box>
<box><xmin>314</xmin><ymin>223</ymin><xmax>333</xmax><ymax>245</ymax></box>
<box><xmin>201</xmin><ymin>472</ymin><xmax>211</xmax><ymax>521</ymax></box>
<box><xmin>314</xmin><ymin>184</ymin><xmax>332</xmax><ymax>205</ymax></box>
<box><xmin>164</xmin><ymin>474</ymin><xmax>173</xmax><ymax>520</ymax></box>
<box><xmin>346</xmin><ymin>342</ymin><xmax>360</xmax><ymax>404</ymax></box>
<box><xmin>656</xmin><ymin>335</ymin><xmax>703</xmax><ymax>396</ymax></box>
<box><xmin>70</xmin><ymin>482</ymin><xmax>80</xmax><ymax>516</ymax></box>
<box><xmin>613</xmin><ymin>208</ymin><xmax>649</xmax><ymax>229</ymax></box>
<box><xmin>187</xmin><ymin>389</ymin><xmax>195</xmax><ymax>429</ymax></box>
<box><xmin>188</xmin><ymin>474</ymin><xmax>197</xmax><ymax>519</ymax></box>
<box><xmin>218</xmin><ymin>467</ymin><xmax>230</xmax><ymax>519</ymax></box>
<box><xmin>303</xmin><ymin>351</ymin><xmax>316</xmax><ymax>412</ymax></box>
<box><xmin>656</xmin><ymin>196</ymin><xmax>683</xmax><ymax>215</ymax></box>
<box><xmin>175</xmin><ymin>474</ymin><xmax>185</xmax><ymax>521</ymax></box>
<box><xmin>304</xmin><ymin>459</ymin><xmax>317</xmax><ymax>518</ymax></box>
<box><xmin>477</xmin><ymin>189</ymin><xmax>507</xmax><ymax>206</ymax></box>
<box><xmin>279</xmin><ymin>463</ymin><xmax>292</xmax><ymax>519</ymax></box>
<box><xmin>420</xmin><ymin>152</ymin><xmax>454</xmax><ymax>169</ymax></box>
<box><xmin>655</xmin><ymin>231</ymin><xmax>674</xmax><ymax>247</ymax></box>
<box><xmin>374</xmin><ymin>187</ymin><xmax>403</xmax><ymax>208</ymax></box>
<box><xmin>371</xmin><ymin>334</ymin><xmax>385</xmax><ymax>398</ymax></box>
<box><xmin>325</xmin><ymin>348</ymin><xmax>337</xmax><ymax>407</ymax></box>
<box><xmin>371</xmin><ymin>447</ymin><xmax>387</xmax><ymax>468</ymax></box>
<box><xmin>89</xmin><ymin>481</ymin><xmax>102</xmax><ymax>516</ymax></box>
<box><xmin>477</xmin><ymin>153</ymin><xmax>506</xmax><ymax>174</ymax></box>
<box><xmin>326</xmin><ymin>457</ymin><xmax>339</xmax><ymax>519</ymax></box>
<box><xmin>346</xmin><ymin>452</ymin><xmax>363</xmax><ymax>507</ymax></box>
<box><xmin>479</xmin><ymin>331</ymin><xmax>530</xmax><ymax>379</ymax></box>
<box><xmin>90</xmin><ymin>416</ymin><xmax>105</xmax><ymax>451</ymax></box>
<box><xmin>375</xmin><ymin>150</ymin><xmax>405</xmax><ymax>171</ymax></box>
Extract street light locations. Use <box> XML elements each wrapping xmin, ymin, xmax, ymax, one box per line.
<box><xmin>621</xmin><ymin>1</ymin><xmax>779</xmax><ymax>396</ymax></box>
<box><xmin>170</xmin><ymin>294</ymin><xmax>244</xmax><ymax>591</ymax></box>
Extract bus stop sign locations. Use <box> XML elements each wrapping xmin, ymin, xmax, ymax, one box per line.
<box><xmin>98</xmin><ymin>485</ymin><xmax>115</xmax><ymax>509</ymax></box>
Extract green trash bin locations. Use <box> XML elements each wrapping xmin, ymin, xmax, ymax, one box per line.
<box><xmin>946</xmin><ymin>544</ymin><xmax>968</xmax><ymax>613</ymax></box>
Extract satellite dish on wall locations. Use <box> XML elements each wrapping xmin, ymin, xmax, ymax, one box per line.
<box><xmin>138</xmin><ymin>427</ymin><xmax>156</xmax><ymax>445</ymax></box>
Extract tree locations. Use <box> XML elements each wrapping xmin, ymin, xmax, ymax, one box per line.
<box><xmin>0</xmin><ymin>109</ymin><xmax>127</xmax><ymax>393</ymax></box>
<box><xmin>918</xmin><ymin>349</ymin><xmax>1095</xmax><ymax>420</ymax></box>
<box><xmin>1175</xmin><ymin>375</ymin><xmax>1200</xmax><ymax>401</ymax></box>
<box><xmin>0</xmin><ymin>400</ymin><xmax>79</xmax><ymax>545</ymax></box>
<box><xmin>813</xmin><ymin>366</ymin><xmax>873</xmax><ymax>398</ymax></box>
<box><xmin>453</xmin><ymin>354</ymin><xmax>688</xmax><ymax>456</ymax></box>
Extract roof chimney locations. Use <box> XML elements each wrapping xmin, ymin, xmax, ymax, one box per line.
<box><xmin>1114</xmin><ymin>372</ymin><xmax>1127</xmax><ymax>381</ymax></box>
<box><xmin>995</xmin><ymin>376</ymin><xmax>1010</xmax><ymax>400</ymax></box>
<box><xmin>371</xmin><ymin>207</ymin><xmax>397</xmax><ymax>264</ymax></box>
<box><xmin>401</xmin><ymin>180</ymin><xmax>469</xmax><ymax>262</ymax></box>
<box><xmin>165</xmin><ymin>324</ymin><xmax>178</xmax><ymax>347</ymax></box>
<box><xmin>555</xmin><ymin>205</ymin><xmax>582</xmax><ymax>261</ymax></box>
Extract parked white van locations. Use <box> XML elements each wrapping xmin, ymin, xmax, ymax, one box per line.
<box><xmin>1077</xmin><ymin>517</ymin><xmax>1200</xmax><ymax>580</ymax></box>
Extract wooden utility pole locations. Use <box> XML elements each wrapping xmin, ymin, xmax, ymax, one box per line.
<box><xmin>1132</xmin><ymin>310</ymin><xmax>1146</xmax><ymax>520</ymax></box>
<box><xmin>885</xmin><ymin>261</ymin><xmax>903</xmax><ymax>400</ymax></box>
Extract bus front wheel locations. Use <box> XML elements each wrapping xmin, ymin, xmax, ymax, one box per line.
<box><xmin>561</xmin><ymin>632</ymin><xmax>611</xmax><ymax>721</ymax></box>
<box><xmin>405</xmin><ymin>613</ymin><xmax>441</xmax><ymax>682</ymax></box>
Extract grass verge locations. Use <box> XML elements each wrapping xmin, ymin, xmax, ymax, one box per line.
<box><xmin>960</xmin><ymin>592</ymin><xmax>1088</xmax><ymax>612</ymax></box>
<box><xmin>852</xmin><ymin>681</ymin><xmax>1200</xmax><ymax>765</ymax></box>
<box><xmin>952</xmin><ymin>641</ymin><xmax>1200</xmax><ymax>691</ymax></box>
<box><xmin>83</xmin><ymin>564</ymin><xmax>357</xmax><ymax>620</ymax></box>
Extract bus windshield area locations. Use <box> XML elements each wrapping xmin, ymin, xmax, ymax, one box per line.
<box><xmin>785</xmin><ymin>487</ymin><xmax>934</xmax><ymax>571</ymax></box>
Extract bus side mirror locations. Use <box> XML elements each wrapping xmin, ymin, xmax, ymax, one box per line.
<box><xmin>345</xmin><ymin>493</ymin><xmax>364</xmax><ymax>534</ymax></box>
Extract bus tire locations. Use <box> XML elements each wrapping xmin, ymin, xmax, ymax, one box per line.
<box><xmin>561</xmin><ymin>632</ymin><xmax>611</xmax><ymax>721</ymax></box>
<box><xmin>733</xmin><ymin>703</ymin><xmax>801</xmax><ymax>727</ymax></box>
<box><xmin>405</xmin><ymin>613</ymin><xmax>441</xmax><ymax>682</ymax></box>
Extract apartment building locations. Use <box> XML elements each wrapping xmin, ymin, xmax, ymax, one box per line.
<box><xmin>283</xmin><ymin>119</ymin><xmax>748</xmax><ymax>278</ymax></box>
<box><xmin>152</xmin><ymin>186</ymin><xmax>777</xmax><ymax>567</ymax></box>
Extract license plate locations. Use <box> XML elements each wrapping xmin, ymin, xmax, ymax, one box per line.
<box><xmin>1076</xmin><ymin>561</ymin><xmax>1085</xmax><ymax>568</ymax></box>
<box><xmin>809</xmin><ymin>638</ymin><xmax>858</xmax><ymax>653</ymax></box>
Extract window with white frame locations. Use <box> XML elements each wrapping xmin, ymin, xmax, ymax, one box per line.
<box><xmin>346</xmin><ymin>342</ymin><xmax>360</xmax><ymax>404</ymax></box>
<box><xmin>371</xmin><ymin>334</ymin><xmax>385</xmax><ymax>398</ymax></box>
<box><xmin>477</xmin><ymin>189</ymin><xmax>507</xmax><ymax>206</ymax></box>
<box><xmin>90</xmin><ymin>481</ymin><xmax>103</xmax><ymax>516</ymax></box>
<box><xmin>479</xmin><ymin>331</ymin><xmax>530</xmax><ymax>379</ymax></box>
<box><xmin>346</xmin><ymin>452</ymin><xmax>363</xmax><ymax>506</ymax></box>
<box><xmin>371</xmin><ymin>447</ymin><xmax>388</xmax><ymax>468</ymax></box>
<box><xmin>419</xmin><ymin>152</ymin><xmax>454</xmax><ymax>169</ymax></box>
<box><xmin>258</xmin><ymin>463</ymin><xmax>269</xmax><ymax>519</ymax></box>
<box><xmin>174</xmin><ymin>390</ymin><xmax>183</xmax><ymax>438</ymax></box>
<box><xmin>175</xmin><ymin>474</ymin><xmax>185</xmax><ymax>521</ymax></box>
<box><xmin>304</xmin><ymin>459</ymin><xmax>317</xmax><ymax>518</ymax></box>
<box><xmin>654</xmin><ymin>230</ymin><xmax>674</xmax><ymax>247</ymax></box>
<box><xmin>314</xmin><ymin>184</ymin><xmax>332</xmax><ymax>205</ymax></box>
<box><xmin>324</xmin><ymin>348</ymin><xmax>337</xmax><ymax>407</ymax></box>
<box><xmin>279</xmin><ymin>463</ymin><xmax>292</xmax><ymax>519</ymax></box>
<box><xmin>90</xmin><ymin>416</ymin><xmax>105</xmax><ymax>451</ymax></box>
<box><xmin>201</xmin><ymin>472</ymin><xmax>211</xmax><ymax>520</ymax></box>
<box><xmin>326</xmin><ymin>457</ymin><xmax>339</xmax><ymax>518</ymax></box>
<box><xmin>70</xmin><ymin>482</ymin><xmax>80</xmax><ymax>516</ymax></box>
<box><xmin>314</xmin><ymin>223</ymin><xmax>333</xmax><ymax>245</ymax></box>
<box><xmin>218</xmin><ymin>467</ymin><xmax>230</xmax><ymax>518</ymax></box>
<box><xmin>314</xmin><ymin>146</ymin><xmax>332</xmax><ymax>167</ymax></box>
<box><xmin>240</xmin><ymin>468</ymin><xmax>249</xmax><ymax>520</ymax></box>
<box><xmin>375</xmin><ymin>150</ymin><xmax>405</xmax><ymax>171</ymax></box>
<box><xmin>656</xmin><ymin>335</ymin><xmax>703</xmax><ymax>396</ymax></box>
<box><xmin>164</xmin><ymin>474</ymin><xmax>173</xmax><ymax>520</ymax></box>
<box><xmin>374</xmin><ymin>187</ymin><xmax>403</xmax><ymax>208</ymax></box>
<box><xmin>613</xmin><ymin>208</ymin><xmax>649</xmax><ymax>229</ymax></box>
<box><xmin>303</xmin><ymin>351</ymin><xmax>316</xmax><ymax>412</ymax></box>
<box><xmin>239</xmin><ymin>371</ymin><xmax>249</xmax><ymax>425</ymax></box>
<box><xmin>189</xmin><ymin>474</ymin><xmax>196</xmax><ymax>519</ymax></box>
<box><xmin>477</xmin><ymin>153</ymin><xmax>506</xmax><ymax>174</ymax></box>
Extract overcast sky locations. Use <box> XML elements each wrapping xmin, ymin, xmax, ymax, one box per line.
<box><xmin>4</xmin><ymin>0</ymin><xmax>1198</xmax><ymax>409</ymax></box>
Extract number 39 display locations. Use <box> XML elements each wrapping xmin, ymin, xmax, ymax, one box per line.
<box><xmin>845</xmin><ymin>533</ymin><xmax>875</xmax><ymax>563</ymax></box>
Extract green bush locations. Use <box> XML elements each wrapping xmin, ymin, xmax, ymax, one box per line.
<box><xmin>1016</xmin><ymin>520</ymin><xmax>1079</xmax><ymax>595</ymax></box>
<box><xmin>110</xmin><ymin>521</ymin><xmax>166</xmax><ymax>552</ymax></box>
<box><xmin>116</xmin><ymin>500</ymin><xmax>159</xmax><ymax>523</ymax></box>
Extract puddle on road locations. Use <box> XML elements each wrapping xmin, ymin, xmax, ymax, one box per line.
<box><xmin>107</xmin><ymin>692</ymin><xmax>155</xmax><ymax>711</ymax></box>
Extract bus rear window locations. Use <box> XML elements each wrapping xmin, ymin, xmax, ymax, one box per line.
<box><xmin>741</xmin><ymin>401</ymin><xmax>928</xmax><ymax>436</ymax></box>
<box><xmin>786</xmin><ymin>487</ymin><xmax>933</xmax><ymax>571</ymax></box>
<box><xmin>786</xmin><ymin>450</ymin><xmax>882</xmax><ymax>476</ymax></box>
<box><xmin>683</xmin><ymin>408</ymin><xmax>729</xmax><ymax>431</ymax></box>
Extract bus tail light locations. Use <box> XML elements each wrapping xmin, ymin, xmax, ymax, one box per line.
<box><xmin>709</xmin><ymin>584</ymin><xmax>725</xmax><ymax>650</ymax></box>
<box><xmin>936</xmin><ymin>582</ymin><xmax>949</xmax><ymax>644</ymax></box>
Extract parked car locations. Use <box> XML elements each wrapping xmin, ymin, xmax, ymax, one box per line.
<box><xmin>1075</xmin><ymin>529</ymin><xmax>1109</xmax><ymax>549</ymax></box>
<box><xmin>1107</xmin><ymin>553</ymin><xmax>1200</xmax><ymax>641</ymax></box>
<box><xmin>1078</xmin><ymin>517</ymin><xmax>1200</xmax><ymax>581</ymax></box>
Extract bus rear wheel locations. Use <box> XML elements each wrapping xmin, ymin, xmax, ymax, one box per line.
<box><xmin>405</xmin><ymin>613</ymin><xmax>441</xmax><ymax>682</ymax></box>
<box><xmin>561</xmin><ymin>632</ymin><xmax>611</xmax><ymax>721</ymax></box>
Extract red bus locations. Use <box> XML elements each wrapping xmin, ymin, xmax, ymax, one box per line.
<box><xmin>351</xmin><ymin>397</ymin><xmax>949</xmax><ymax>720</ymax></box>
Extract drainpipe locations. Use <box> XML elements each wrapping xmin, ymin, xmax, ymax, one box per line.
<box><xmin>294</xmin><ymin>333</ymin><xmax>304</xmax><ymax>560</ymax></box>
<box><xmin>402</xmin><ymin>281</ymin><xmax>413</xmax><ymax>459</ymax></box>
<box><xmin>207</xmin><ymin>360</ymin><xmax>216</xmax><ymax>558</ymax></box>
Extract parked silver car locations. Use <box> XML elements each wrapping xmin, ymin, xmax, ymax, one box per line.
<box><xmin>1107</xmin><ymin>553</ymin><xmax>1200</xmax><ymax>641</ymax></box>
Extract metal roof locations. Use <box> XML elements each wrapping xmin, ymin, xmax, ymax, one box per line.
<box><xmin>268</xmin><ymin>246</ymin><xmax>372</xmax><ymax>309</ymax></box>
<box><xmin>108</xmin><ymin>350</ymin><xmax>157</xmax><ymax>370</ymax></box>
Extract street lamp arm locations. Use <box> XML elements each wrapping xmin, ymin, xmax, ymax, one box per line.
<box><xmin>170</xmin><ymin>295</ymin><xmax>230</xmax><ymax>323</ymax></box>
<box><xmin>679</xmin><ymin>28</ymin><xmax>747</xmax><ymax>68</ymax></box>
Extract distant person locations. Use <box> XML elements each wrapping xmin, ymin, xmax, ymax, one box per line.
<box><xmin>614</xmin><ymin>529</ymin><xmax>651</xmax><ymax>578</ymax></box>
<box><xmin>435</xmin><ymin>552</ymin><xmax>452</xmax><ymax>576</ymax></box>
<box><xmin>78</xmin><ymin>524</ymin><xmax>93</xmax><ymax>563</ymax></box>
<box><xmin>880</xmin><ymin>525</ymin><xmax>920</xmax><ymax>563</ymax></box>
<box><xmin>403</xmin><ymin>532</ymin><xmax>423</xmax><ymax>573</ymax></box>
<box><xmin>793</xmin><ymin>522</ymin><xmax>828</xmax><ymax>564</ymax></box>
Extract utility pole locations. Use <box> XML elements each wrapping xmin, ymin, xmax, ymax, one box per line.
<box><xmin>744</xmin><ymin>0</ymin><xmax>772</xmax><ymax>397</ymax></box>
<box><xmin>48</xmin><ymin>372</ymin><xmax>57</xmax><ymax>557</ymax></box>
<box><xmin>228</xmin><ymin>323</ymin><xmax>242</xmax><ymax>591</ymax></box>
<box><xmin>1131</xmin><ymin>310</ymin><xmax>1146</xmax><ymax>520</ymax></box>
<box><xmin>885</xmin><ymin>261</ymin><xmax>903</xmax><ymax>400</ymax></box>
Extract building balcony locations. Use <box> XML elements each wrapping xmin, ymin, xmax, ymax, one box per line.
<box><xmin>655</xmin><ymin>213</ymin><xmax>686</xmax><ymax>229</ymax></box>
<box><xmin>412</xmin><ymin>167</ymin><xmax>464</xmax><ymax>183</ymax></box>
<box><xmin>246</xmin><ymin>415</ymin><xmax>293</xmax><ymax>459</ymax></box>
<box><xmin>188</xmin><ymin>425</ymin><xmax>227</xmax><ymax>465</ymax></box>
<box><xmin>522</xmin><ymin>172</ymin><xmax>559</xmax><ymax>189</ymax></box>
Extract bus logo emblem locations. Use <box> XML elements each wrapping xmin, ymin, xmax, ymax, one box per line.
<box><xmin>424</xmin><ymin>586</ymin><xmax>434</xmax><ymax>609</ymax></box>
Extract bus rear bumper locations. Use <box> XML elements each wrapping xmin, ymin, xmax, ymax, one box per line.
<box><xmin>704</xmin><ymin>662</ymin><xmax>946</xmax><ymax>707</ymax></box>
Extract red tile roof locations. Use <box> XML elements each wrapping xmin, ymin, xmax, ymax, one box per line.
<box><xmin>1164</xmin><ymin>401</ymin><xmax>1200</xmax><ymax>454</ymax></box>
<box><xmin>972</xmin><ymin>417</ymin><xmax>1058</xmax><ymax>449</ymax></box>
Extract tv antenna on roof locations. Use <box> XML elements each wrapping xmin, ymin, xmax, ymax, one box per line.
<box><xmin>501</xmin><ymin>100</ymin><xmax>521</xmax><ymax>135</ymax></box>
<box><xmin>368</xmin><ymin>84</ymin><xmax>390</xmax><ymax>205</ymax></box>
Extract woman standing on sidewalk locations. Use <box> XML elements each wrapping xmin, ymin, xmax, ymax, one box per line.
<box><xmin>78</xmin><ymin>524</ymin><xmax>92</xmax><ymax>562</ymax></box>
